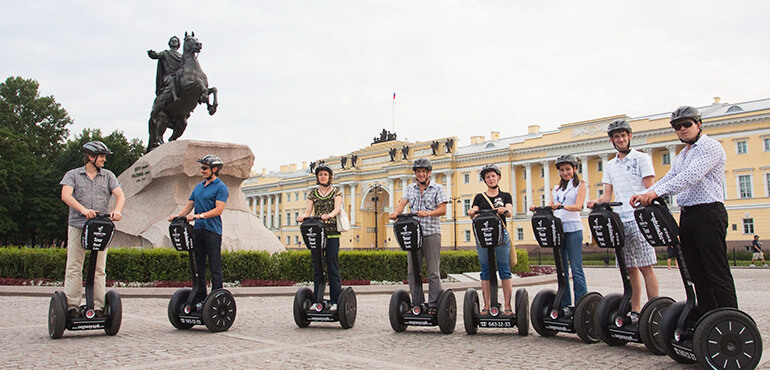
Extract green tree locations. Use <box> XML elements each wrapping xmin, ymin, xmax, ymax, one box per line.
<box><xmin>0</xmin><ymin>76</ymin><xmax>72</xmax><ymax>245</ymax></box>
<box><xmin>57</xmin><ymin>128</ymin><xmax>145</xmax><ymax>178</ymax></box>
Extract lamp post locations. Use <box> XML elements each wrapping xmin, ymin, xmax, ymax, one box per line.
<box><xmin>450</xmin><ymin>196</ymin><xmax>461</xmax><ymax>250</ymax></box>
<box><xmin>372</xmin><ymin>184</ymin><xmax>382</xmax><ymax>250</ymax></box>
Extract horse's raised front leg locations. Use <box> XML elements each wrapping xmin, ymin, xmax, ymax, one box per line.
<box><xmin>207</xmin><ymin>87</ymin><xmax>218</xmax><ymax>115</ymax></box>
<box><xmin>168</xmin><ymin>116</ymin><xmax>188</xmax><ymax>142</ymax></box>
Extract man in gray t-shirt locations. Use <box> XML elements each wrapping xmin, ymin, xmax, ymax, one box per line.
<box><xmin>59</xmin><ymin>141</ymin><xmax>125</xmax><ymax>319</ymax></box>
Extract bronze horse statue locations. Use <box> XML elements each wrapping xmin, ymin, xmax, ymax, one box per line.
<box><xmin>147</xmin><ymin>32</ymin><xmax>218</xmax><ymax>152</ymax></box>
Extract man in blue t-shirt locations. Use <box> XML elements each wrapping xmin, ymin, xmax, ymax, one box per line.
<box><xmin>168</xmin><ymin>154</ymin><xmax>229</xmax><ymax>305</ymax></box>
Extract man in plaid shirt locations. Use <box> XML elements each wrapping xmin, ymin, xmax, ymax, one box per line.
<box><xmin>390</xmin><ymin>158</ymin><xmax>448</xmax><ymax>314</ymax></box>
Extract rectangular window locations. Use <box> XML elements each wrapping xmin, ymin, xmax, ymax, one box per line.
<box><xmin>303</xmin><ymin>192</ymin><xmax>308</xmax><ymax>200</ymax></box>
<box><xmin>540</xmin><ymin>194</ymin><xmax>546</xmax><ymax>206</ymax></box>
<box><xmin>597</xmin><ymin>161</ymin><xmax>603</xmax><ymax>172</ymax></box>
<box><xmin>577</xmin><ymin>164</ymin><xmax>583</xmax><ymax>174</ymax></box>
<box><xmin>286</xmin><ymin>236</ymin><xmax>290</xmax><ymax>244</ymax></box>
<box><xmin>662</xmin><ymin>153</ymin><xmax>670</xmax><ymax>165</ymax></box>
<box><xmin>295</xmin><ymin>235</ymin><xmax>300</xmax><ymax>244</ymax></box>
<box><xmin>540</xmin><ymin>167</ymin><xmax>544</xmax><ymax>178</ymax></box>
<box><xmin>738</xmin><ymin>174</ymin><xmax>753</xmax><ymax>199</ymax></box>
<box><xmin>523</xmin><ymin>170</ymin><xmax>527</xmax><ymax>180</ymax></box>
<box><xmin>766</xmin><ymin>173</ymin><xmax>770</xmax><ymax>197</ymax></box>
<box><xmin>463</xmin><ymin>172</ymin><xmax>470</xmax><ymax>183</ymax></box>
<box><xmin>294</xmin><ymin>212</ymin><xmax>299</xmax><ymax>225</ymax></box>
<box><xmin>277</xmin><ymin>215</ymin><xmax>282</xmax><ymax>227</ymax></box>
<box><xmin>743</xmin><ymin>218</ymin><xmax>754</xmax><ymax>234</ymax></box>
<box><xmin>286</xmin><ymin>212</ymin><xmax>291</xmax><ymax>226</ymax></box>
<box><xmin>523</xmin><ymin>195</ymin><xmax>528</xmax><ymax>210</ymax></box>
<box><xmin>463</xmin><ymin>199</ymin><xmax>471</xmax><ymax>216</ymax></box>
<box><xmin>764</xmin><ymin>137</ymin><xmax>770</xmax><ymax>152</ymax></box>
<box><xmin>736</xmin><ymin>140</ymin><xmax>748</xmax><ymax>155</ymax></box>
<box><xmin>464</xmin><ymin>230</ymin><xmax>471</xmax><ymax>242</ymax></box>
<box><xmin>598</xmin><ymin>189</ymin><xmax>604</xmax><ymax>197</ymax></box>
<box><xmin>295</xmin><ymin>192</ymin><xmax>299</xmax><ymax>201</ymax></box>
<box><xmin>516</xmin><ymin>227</ymin><xmax>524</xmax><ymax>241</ymax></box>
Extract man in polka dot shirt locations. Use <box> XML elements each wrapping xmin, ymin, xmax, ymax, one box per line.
<box><xmin>631</xmin><ymin>106</ymin><xmax>737</xmax><ymax>315</ymax></box>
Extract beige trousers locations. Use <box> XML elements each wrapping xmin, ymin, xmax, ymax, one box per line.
<box><xmin>65</xmin><ymin>225</ymin><xmax>108</xmax><ymax>310</ymax></box>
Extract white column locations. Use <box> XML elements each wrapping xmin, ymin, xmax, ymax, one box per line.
<box><xmin>274</xmin><ymin>193</ymin><xmax>280</xmax><ymax>228</ymax></box>
<box><xmin>267</xmin><ymin>195</ymin><xmax>273</xmax><ymax>229</ymax></box>
<box><xmin>510</xmin><ymin>164</ymin><xmax>518</xmax><ymax>213</ymax></box>
<box><xmin>444</xmin><ymin>173</ymin><xmax>453</xmax><ymax>219</ymax></box>
<box><xmin>644</xmin><ymin>148</ymin><xmax>654</xmax><ymax>158</ymax></box>
<box><xmin>525</xmin><ymin>163</ymin><xmax>533</xmax><ymax>215</ymax></box>
<box><xmin>580</xmin><ymin>156</ymin><xmax>590</xmax><ymax>210</ymax></box>
<box><xmin>259</xmin><ymin>196</ymin><xmax>265</xmax><ymax>223</ymax></box>
<box><xmin>600</xmin><ymin>154</ymin><xmax>608</xmax><ymax>199</ymax></box>
<box><xmin>349</xmin><ymin>184</ymin><xmax>357</xmax><ymax>224</ymax></box>
<box><xmin>388</xmin><ymin>179</ymin><xmax>395</xmax><ymax>211</ymax></box>
<box><xmin>666</xmin><ymin>145</ymin><xmax>678</xmax><ymax>206</ymax></box>
<box><xmin>542</xmin><ymin>161</ymin><xmax>550</xmax><ymax>207</ymax></box>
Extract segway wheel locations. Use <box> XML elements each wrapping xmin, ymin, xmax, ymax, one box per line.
<box><xmin>658</xmin><ymin>301</ymin><xmax>696</xmax><ymax>364</ymax></box>
<box><xmin>104</xmin><ymin>290</ymin><xmax>122</xmax><ymax>336</ymax></box>
<box><xmin>168</xmin><ymin>288</ymin><xmax>194</xmax><ymax>330</ymax></box>
<box><xmin>574</xmin><ymin>292</ymin><xmax>602</xmax><ymax>344</ymax></box>
<box><xmin>338</xmin><ymin>287</ymin><xmax>357</xmax><ymax>329</ymax></box>
<box><xmin>389</xmin><ymin>289</ymin><xmax>411</xmax><ymax>332</ymax></box>
<box><xmin>437</xmin><ymin>290</ymin><xmax>457</xmax><ymax>334</ymax></box>
<box><xmin>693</xmin><ymin>309</ymin><xmax>763</xmax><ymax>370</ymax></box>
<box><xmin>638</xmin><ymin>296</ymin><xmax>675</xmax><ymax>355</ymax></box>
<box><xmin>202</xmin><ymin>289</ymin><xmax>236</xmax><ymax>332</ymax></box>
<box><xmin>594</xmin><ymin>293</ymin><xmax>628</xmax><ymax>346</ymax></box>
<box><xmin>515</xmin><ymin>289</ymin><xmax>529</xmax><ymax>336</ymax></box>
<box><xmin>463</xmin><ymin>288</ymin><xmax>479</xmax><ymax>335</ymax></box>
<box><xmin>293</xmin><ymin>287</ymin><xmax>313</xmax><ymax>328</ymax></box>
<box><xmin>530</xmin><ymin>289</ymin><xmax>558</xmax><ymax>337</ymax></box>
<box><xmin>48</xmin><ymin>291</ymin><xmax>67</xmax><ymax>339</ymax></box>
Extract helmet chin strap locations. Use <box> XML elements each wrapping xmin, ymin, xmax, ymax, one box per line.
<box><xmin>417</xmin><ymin>178</ymin><xmax>429</xmax><ymax>186</ymax></box>
<box><xmin>681</xmin><ymin>129</ymin><xmax>702</xmax><ymax>145</ymax></box>
<box><xmin>613</xmin><ymin>139</ymin><xmax>631</xmax><ymax>154</ymax></box>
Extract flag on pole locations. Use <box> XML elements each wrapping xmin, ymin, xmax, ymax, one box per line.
<box><xmin>393</xmin><ymin>92</ymin><xmax>396</xmax><ymax>100</ymax></box>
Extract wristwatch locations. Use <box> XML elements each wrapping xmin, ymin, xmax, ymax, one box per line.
<box><xmin>196</xmin><ymin>214</ymin><xmax>204</xmax><ymax>220</ymax></box>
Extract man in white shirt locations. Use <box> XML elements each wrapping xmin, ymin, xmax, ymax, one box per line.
<box><xmin>588</xmin><ymin>119</ymin><xmax>659</xmax><ymax>316</ymax></box>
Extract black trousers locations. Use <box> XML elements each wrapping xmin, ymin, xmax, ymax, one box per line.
<box><xmin>679</xmin><ymin>202</ymin><xmax>737</xmax><ymax>314</ymax></box>
<box><xmin>193</xmin><ymin>229</ymin><xmax>223</xmax><ymax>303</ymax></box>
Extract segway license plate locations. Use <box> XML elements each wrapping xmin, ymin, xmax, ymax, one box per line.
<box><xmin>81</xmin><ymin>215</ymin><xmax>115</xmax><ymax>251</ymax></box>
<box><xmin>169</xmin><ymin>218</ymin><xmax>195</xmax><ymax>251</ymax></box>
<box><xmin>300</xmin><ymin>218</ymin><xmax>327</xmax><ymax>250</ymax></box>
<box><xmin>393</xmin><ymin>215</ymin><xmax>422</xmax><ymax>251</ymax></box>
<box><xmin>472</xmin><ymin>210</ymin><xmax>504</xmax><ymax>248</ymax></box>
<box><xmin>479</xmin><ymin>316</ymin><xmax>514</xmax><ymax>328</ymax></box>
<box><xmin>634</xmin><ymin>201</ymin><xmax>679</xmax><ymax>247</ymax></box>
<box><xmin>588</xmin><ymin>205</ymin><xmax>624</xmax><ymax>249</ymax></box>
<box><xmin>531</xmin><ymin>209</ymin><xmax>564</xmax><ymax>248</ymax></box>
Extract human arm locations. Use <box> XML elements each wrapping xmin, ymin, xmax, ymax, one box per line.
<box><xmin>110</xmin><ymin>187</ymin><xmax>125</xmax><ymax>221</ymax></box>
<box><xmin>61</xmin><ymin>185</ymin><xmax>96</xmax><ymax>219</ymax></box>
<box><xmin>321</xmin><ymin>193</ymin><xmax>343</xmax><ymax>221</ymax></box>
<box><xmin>297</xmin><ymin>199</ymin><xmax>314</xmax><ymax>222</ymax></box>
<box><xmin>587</xmin><ymin>183</ymin><xmax>613</xmax><ymax>209</ymax></box>
<box><xmin>147</xmin><ymin>50</ymin><xmax>159</xmax><ymax>59</ymax></box>
<box><xmin>419</xmin><ymin>202</ymin><xmax>446</xmax><ymax>218</ymax></box>
<box><xmin>168</xmin><ymin>200</ymin><xmax>195</xmax><ymax>221</ymax></box>
<box><xmin>557</xmin><ymin>182</ymin><xmax>585</xmax><ymax>212</ymax></box>
<box><xmin>389</xmin><ymin>198</ymin><xmax>409</xmax><ymax>220</ymax></box>
<box><xmin>650</xmin><ymin>141</ymin><xmax>724</xmax><ymax>198</ymax></box>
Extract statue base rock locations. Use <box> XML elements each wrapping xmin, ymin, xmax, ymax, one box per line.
<box><xmin>110</xmin><ymin>140</ymin><xmax>284</xmax><ymax>253</ymax></box>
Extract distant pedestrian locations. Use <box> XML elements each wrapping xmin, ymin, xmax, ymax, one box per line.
<box><xmin>666</xmin><ymin>246</ymin><xmax>678</xmax><ymax>269</ymax></box>
<box><xmin>750</xmin><ymin>235</ymin><xmax>767</xmax><ymax>267</ymax></box>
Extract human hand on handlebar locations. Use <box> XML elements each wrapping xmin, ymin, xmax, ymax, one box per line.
<box><xmin>629</xmin><ymin>191</ymin><xmax>658</xmax><ymax>207</ymax></box>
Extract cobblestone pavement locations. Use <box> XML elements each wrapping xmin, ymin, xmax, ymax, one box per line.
<box><xmin>1</xmin><ymin>267</ymin><xmax>767</xmax><ymax>369</ymax></box>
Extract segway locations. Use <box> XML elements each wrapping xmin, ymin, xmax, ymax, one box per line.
<box><xmin>48</xmin><ymin>214</ymin><xmax>122</xmax><ymax>339</ymax></box>
<box><xmin>389</xmin><ymin>213</ymin><xmax>457</xmax><ymax>334</ymax></box>
<box><xmin>529</xmin><ymin>206</ymin><xmax>603</xmax><ymax>343</ymax></box>
<box><xmin>293</xmin><ymin>217</ymin><xmax>357</xmax><ymax>329</ymax></box>
<box><xmin>588</xmin><ymin>202</ymin><xmax>674</xmax><ymax>354</ymax></box>
<box><xmin>635</xmin><ymin>199</ymin><xmax>763</xmax><ymax>368</ymax></box>
<box><xmin>464</xmin><ymin>209</ymin><xmax>529</xmax><ymax>335</ymax></box>
<box><xmin>167</xmin><ymin>217</ymin><xmax>236</xmax><ymax>332</ymax></box>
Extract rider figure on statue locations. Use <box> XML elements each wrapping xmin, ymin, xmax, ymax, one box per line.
<box><xmin>147</xmin><ymin>36</ymin><xmax>181</xmax><ymax>102</ymax></box>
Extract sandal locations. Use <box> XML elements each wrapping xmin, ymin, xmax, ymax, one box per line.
<box><xmin>503</xmin><ymin>309</ymin><xmax>514</xmax><ymax>316</ymax></box>
<box><xmin>427</xmin><ymin>307</ymin><xmax>438</xmax><ymax>315</ymax></box>
<box><xmin>480</xmin><ymin>308</ymin><xmax>489</xmax><ymax>315</ymax></box>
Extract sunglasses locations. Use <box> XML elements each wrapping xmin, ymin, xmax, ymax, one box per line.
<box><xmin>200</xmin><ymin>166</ymin><xmax>210</xmax><ymax>170</ymax></box>
<box><xmin>671</xmin><ymin>120</ymin><xmax>695</xmax><ymax>131</ymax></box>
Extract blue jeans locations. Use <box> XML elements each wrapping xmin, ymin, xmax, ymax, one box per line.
<box><xmin>193</xmin><ymin>229</ymin><xmax>223</xmax><ymax>304</ymax></box>
<box><xmin>476</xmin><ymin>230</ymin><xmax>512</xmax><ymax>280</ymax></box>
<box><xmin>561</xmin><ymin>230</ymin><xmax>587</xmax><ymax>306</ymax></box>
<box><xmin>313</xmin><ymin>237</ymin><xmax>341</xmax><ymax>304</ymax></box>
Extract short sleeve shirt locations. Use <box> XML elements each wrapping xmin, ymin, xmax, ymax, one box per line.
<box><xmin>403</xmin><ymin>181</ymin><xmax>449</xmax><ymax>236</ymax></box>
<box><xmin>60</xmin><ymin>167</ymin><xmax>121</xmax><ymax>228</ymax></box>
<box><xmin>189</xmin><ymin>177</ymin><xmax>229</xmax><ymax>234</ymax></box>
<box><xmin>472</xmin><ymin>191</ymin><xmax>512</xmax><ymax>227</ymax></box>
<box><xmin>307</xmin><ymin>187</ymin><xmax>342</xmax><ymax>237</ymax></box>
<box><xmin>601</xmin><ymin>149</ymin><xmax>655</xmax><ymax>221</ymax></box>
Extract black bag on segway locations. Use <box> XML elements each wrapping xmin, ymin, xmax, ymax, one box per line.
<box><xmin>300</xmin><ymin>217</ymin><xmax>327</xmax><ymax>250</ymax></box>
<box><xmin>588</xmin><ymin>205</ymin><xmax>624</xmax><ymax>249</ymax></box>
<box><xmin>81</xmin><ymin>215</ymin><xmax>115</xmax><ymax>251</ymax></box>
<box><xmin>531</xmin><ymin>208</ymin><xmax>564</xmax><ymax>248</ymax></box>
<box><xmin>472</xmin><ymin>210</ymin><xmax>504</xmax><ymax>248</ymax></box>
<box><xmin>169</xmin><ymin>217</ymin><xmax>195</xmax><ymax>251</ymax></box>
<box><xmin>633</xmin><ymin>199</ymin><xmax>679</xmax><ymax>247</ymax></box>
<box><xmin>393</xmin><ymin>214</ymin><xmax>422</xmax><ymax>251</ymax></box>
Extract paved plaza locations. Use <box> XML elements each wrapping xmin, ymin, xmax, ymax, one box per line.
<box><xmin>0</xmin><ymin>267</ymin><xmax>768</xmax><ymax>369</ymax></box>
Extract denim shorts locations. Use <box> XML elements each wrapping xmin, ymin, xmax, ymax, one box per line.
<box><xmin>476</xmin><ymin>230</ymin><xmax>512</xmax><ymax>280</ymax></box>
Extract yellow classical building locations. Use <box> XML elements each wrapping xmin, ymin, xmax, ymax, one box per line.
<box><xmin>243</xmin><ymin>97</ymin><xmax>770</xmax><ymax>252</ymax></box>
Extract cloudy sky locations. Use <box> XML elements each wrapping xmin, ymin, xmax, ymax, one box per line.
<box><xmin>2</xmin><ymin>1</ymin><xmax>768</xmax><ymax>172</ymax></box>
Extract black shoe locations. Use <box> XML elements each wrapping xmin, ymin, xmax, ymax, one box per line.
<box><xmin>68</xmin><ymin>308</ymin><xmax>79</xmax><ymax>319</ymax></box>
<box><xmin>94</xmin><ymin>310</ymin><xmax>105</xmax><ymax>318</ymax></box>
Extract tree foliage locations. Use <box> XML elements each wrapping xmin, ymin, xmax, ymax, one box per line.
<box><xmin>0</xmin><ymin>76</ymin><xmax>144</xmax><ymax>246</ymax></box>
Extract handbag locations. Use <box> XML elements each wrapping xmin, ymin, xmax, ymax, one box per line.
<box><xmin>336</xmin><ymin>207</ymin><xmax>350</xmax><ymax>232</ymax></box>
<box><xmin>481</xmin><ymin>192</ymin><xmax>517</xmax><ymax>267</ymax></box>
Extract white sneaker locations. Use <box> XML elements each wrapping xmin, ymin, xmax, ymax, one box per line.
<box><xmin>330</xmin><ymin>304</ymin><xmax>338</xmax><ymax>312</ymax></box>
<box><xmin>750</xmin><ymin>264</ymin><xmax>756</xmax><ymax>267</ymax></box>
<box><xmin>764</xmin><ymin>264</ymin><xmax>768</xmax><ymax>267</ymax></box>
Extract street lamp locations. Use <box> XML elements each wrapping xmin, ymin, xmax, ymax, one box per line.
<box><xmin>450</xmin><ymin>196</ymin><xmax>461</xmax><ymax>250</ymax></box>
<box><xmin>371</xmin><ymin>184</ymin><xmax>382</xmax><ymax>250</ymax></box>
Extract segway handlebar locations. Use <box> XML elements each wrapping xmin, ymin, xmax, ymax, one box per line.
<box><xmin>395</xmin><ymin>213</ymin><xmax>418</xmax><ymax>219</ymax></box>
<box><xmin>171</xmin><ymin>216</ymin><xmax>190</xmax><ymax>223</ymax></box>
<box><xmin>476</xmin><ymin>209</ymin><xmax>499</xmax><ymax>216</ymax></box>
<box><xmin>301</xmin><ymin>216</ymin><xmax>324</xmax><ymax>223</ymax></box>
<box><xmin>532</xmin><ymin>205</ymin><xmax>564</xmax><ymax>212</ymax></box>
<box><xmin>591</xmin><ymin>202</ymin><xmax>623</xmax><ymax>209</ymax></box>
